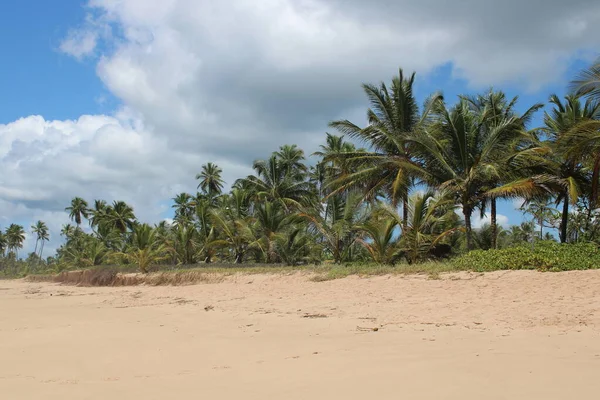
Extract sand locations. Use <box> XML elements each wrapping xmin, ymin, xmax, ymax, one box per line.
<box><xmin>2</xmin><ymin>270</ymin><xmax>600</xmax><ymax>399</ymax></box>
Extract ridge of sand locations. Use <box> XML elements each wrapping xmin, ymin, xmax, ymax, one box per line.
<box><xmin>2</xmin><ymin>270</ymin><xmax>600</xmax><ymax>399</ymax></box>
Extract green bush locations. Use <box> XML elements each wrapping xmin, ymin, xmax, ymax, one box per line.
<box><xmin>453</xmin><ymin>241</ymin><xmax>600</xmax><ymax>272</ymax></box>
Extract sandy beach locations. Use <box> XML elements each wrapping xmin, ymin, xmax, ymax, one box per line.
<box><xmin>2</xmin><ymin>270</ymin><xmax>600</xmax><ymax>399</ymax></box>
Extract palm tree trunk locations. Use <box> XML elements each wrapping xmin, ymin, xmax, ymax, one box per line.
<box><xmin>39</xmin><ymin>241</ymin><xmax>45</xmax><ymax>260</ymax></box>
<box><xmin>539</xmin><ymin>215</ymin><xmax>543</xmax><ymax>240</ymax></box>
<box><xmin>592</xmin><ymin>156</ymin><xmax>600</xmax><ymax>208</ymax></box>
<box><xmin>560</xmin><ymin>195</ymin><xmax>569</xmax><ymax>243</ymax></box>
<box><xmin>33</xmin><ymin>239</ymin><xmax>39</xmax><ymax>257</ymax></box>
<box><xmin>490</xmin><ymin>198</ymin><xmax>497</xmax><ymax>249</ymax></box>
<box><xmin>464</xmin><ymin>206</ymin><xmax>473</xmax><ymax>251</ymax></box>
<box><xmin>402</xmin><ymin>196</ymin><xmax>409</xmax><ymax>232</ymax></box>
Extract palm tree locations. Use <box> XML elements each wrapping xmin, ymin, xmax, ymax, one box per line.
<box><xmin>541</xmin><ymin>94</ymin><xmax>599</xmax><ymax>242</ymax></box>
<box><xmin>407</xmin><ymin>97</ymin><xmax>535</xmax><ymax>250</ymax></box>
<box><xmin>570</xmin><ymin>58</ymin><xmax>600</xmax><ymax>102</ymax></box>
<box><xmin>31</xmin><ymin>221</ymin><xmax>49</xmax><ymax>258</ymax></box>
<box><xmin>238</xmin><ymin>154</ymin><xmax>315</xmax><ymax>209</ymax></box>
<box><xmin>300</xmin><ymin>192</ymin><xmax>367</xmax><ymax>263</ymax></box>
<box><xmin>89</xmin><ymin>200</ymin><xmax>108</xmax><ymax>230</ymax></box>
<box><xmin>121</xmin><ymin>224</ymin><xmax>169</xmax><ymax>273</ymax></box>
<box><xmin>6</xmin><ymin>224</ymin><xmax>25</xmax><ymax>259</ymax></box>
<box><xmin>103</xmin><ymin>201</ymin><xmax>136</xmax><ymax>233</ymax></box>
<box><xmin>357</xmin><ymin>217</ymin><xmax>399</xmax><ymax>265</ymax></box>
<box><xmin>275</xmin><ymin>144</ymin><xmax>308</xmax><ymax>177</ymax></box>
<box><xmin>172</xmin><ymin>193</ymin><xmax>195</xmax><ymax>223</ymax></box>
<box><xmin>0</xmin><ymin>230</ymin><xmax>7</xmax><ymax>257</ymax></box>
<box><xmin>196</xmin><ymin>162</ymin><xmax>225</xmax><ymax>198</ymax></box>
<box><xmin>375</xmin><ymin>191</ymin><xmax>459</xmax><ymax>263</ymax></box>
<box><xmin>329</xmin><ymin>68</ymin><xmax>439</xmax><ymax>227</ymax></box>
<box><xmin>463</xmin><ymin>89</ymin><xmax>543</xmax><ymax>248</ymax></box>
<box><xmin>65</xmin><ymin>197</ymin><xmax>89</xmax><ymax>227</ymax></box>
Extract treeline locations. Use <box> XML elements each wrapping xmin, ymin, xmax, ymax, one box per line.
<box><xmin>2</xmin><ymin>61</ymin><xmax>600</xmax><ymax>273</ymax></box>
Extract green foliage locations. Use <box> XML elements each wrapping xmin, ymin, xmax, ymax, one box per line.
<box><xmin>453</xmin><ymin>241</ymin><xmax>600</xmax><ymax>272</ymax></box>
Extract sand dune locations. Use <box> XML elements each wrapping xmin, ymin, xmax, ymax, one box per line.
<box><xmin>2</xmin><ymin>270</ymin><xmax>600</xmax><ymax>399</ymax></box>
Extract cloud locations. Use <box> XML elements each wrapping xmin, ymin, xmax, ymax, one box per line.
<box><xmin>59</xmin><ymin>30</ymin><xmax>98</xmax><ymax>60</ymax></box>
<box><xmin>472</xmin><ymin>214</ymin><xmax>510</xmax><ymax>230</ymax></box>
<box><xmin>4</xmin><ymin>0</ymin><xmax>600</xmax><ymax>254</ymax></box>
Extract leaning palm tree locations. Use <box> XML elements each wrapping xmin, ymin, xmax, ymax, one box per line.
<box><xmin>65</xmin><ymin>197</ymin><xmax>89</xmax><ymax>227</ymax></box>
<box><xmin>196</xmin><ymin>162</ymin><xmax>225</xmax><ymax>198</ymax></box>
<box><xmin>329</xmin><ymin>68</ymin><xmax>439</xmax><ymax>227</ymax></box>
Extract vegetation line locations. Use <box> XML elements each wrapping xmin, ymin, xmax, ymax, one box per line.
<box><xmin>2</xmin><ymin>60</ymin><xmax>600</xmax><ymax>278</ymax></box>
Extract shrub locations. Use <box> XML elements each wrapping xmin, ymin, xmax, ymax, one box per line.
<box><xmin>453</xmin><ymin>241</ymin><xmax>600</xmax><ymax>272</ymax></box>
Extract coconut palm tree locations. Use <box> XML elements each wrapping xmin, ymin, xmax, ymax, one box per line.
<box><xmin>357</xmin><ymin>217</ymin><xmax>399</xmax><ymax>265</ymax></box>
<box><xmin>196</xmin><ymin>162</ymin><xmax>225</xmax><ymax>198</ymax></box>
<box><xmin>275</xmin><ymin>144</ymin><xmax>308</xmax><ymax>178</ymax></box>
<box><xmin>31</xmin><ymin>221</ymin><xmax>49</xmax><ymax>258</ymax></box>
<box><xmin>329</xmin><ymin>68</ymin><xmax>440</xmax><ymax>227</ymax></box>
<box><xmin>238</xmin><ymin>154</ymin><xmax>315</xmax><ymax>210</ymax></box>
<box><xmin>6</xmin><ymin>224</ymin><xmax>25</xmax><ymax>259</ymax></box>
<box><xmin>172</xmin><ymin>193</ymin><xmax>195</xmax><ymax>224</ymax></box>
<box><xmin>541</xmin><ymin>94</ymin><xmax>599</xmax><ymax>242</ymax></box>
<box><xmin>374</xmin><ymin>191</ymin><xmax>459</xmax><ymax>263</ymax></box>
<box><xmin>570</xmin><ymin>58</ymin><xmax>600</xmax><ymax>102</ymax></box>
<box><xmin>66</xmin><ymin>197</ymin><xmax>89</xmax><ymax>227</ymax></box>
<box><xmin>120</xmin><ymin>224</ymin><xmax>169</xmax><ymax>273</ymax></box>
<box><xmin>299</xmin><ymin>192</ymin><xmax>367</xmax><ymax>263</ymax></box>
<box><xmin>463</xmin><ymin>89</ymin><xmax>543</xmax><ymax>248</ymax></box>
<box><xmin>0</xmin><ymin>230</ymin><xmax>7</xmax><ymax>257</ymax></box>
<box><xmin>406</xmin><ymin>98</ymin><xmax>532</xmax><ymax>250</ymax></box>
<box><xmin>103</xmin><ymin>201</ymin><xmax>136</xmax><ymax>233</ymax></box>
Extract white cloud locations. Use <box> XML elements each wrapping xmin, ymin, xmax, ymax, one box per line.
<box><xmin>472</xmin><ymin>214</ymin><xmax>510</xmax><ymax>230</ymax></box>
<box><xmin>4</xmin><ymin>0</ymin><xmax>600</xmax><ymax>255</ymax></box>
<box><xmin>59</xmin><ymin>30</ymin><xmax>98</xmax><ymax>59</ymax></box>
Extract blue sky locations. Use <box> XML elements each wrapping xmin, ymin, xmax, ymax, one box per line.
<box><xmin>0</xmin><ymin>1</ymin><xmax>116</xmax><ymax>122</ymax></box>
<box><xmin>1</xmin><ymin>0</ymin><xmax>599</xmax><ymax>254</ymax></box>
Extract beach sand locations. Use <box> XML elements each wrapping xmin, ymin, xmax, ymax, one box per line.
<box><xmin>2</xmin><ymin>270</ymin><xmax>600</xmax><ymax>399</ymax></box>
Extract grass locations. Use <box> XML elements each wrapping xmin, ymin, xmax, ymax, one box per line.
<box><xmin>25</xmin><ymin>261</ymin><xmax>463</xmax><ymax>286</ymax></box>
<box><xmin>23</xmin><ymin>242</ymin><xmax>600</xmax><ymax>286</ymax></box>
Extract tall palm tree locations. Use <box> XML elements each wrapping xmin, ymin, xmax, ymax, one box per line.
<box><xmin>31</xmin><ymin>220</ymin><xmax>48</xmax><ymax>257</ymax></box>
<box><xmin>0</xmin><ymin>230</ymin><xmax>7</xmax><ymax>257</ymax></box>
<box><xmin>89</xmin><ymin>200</ymin><xmax>108</xmax><ymax>230</ymax></box>
<box><xmin>275</xmin><ymin>144</ymin><xmax>308</xmax><ymax>177</ymax></box>
<box><xmin>463</xmin><ymin>89</ymin><xmax>543</xmax><ymax>248</ymax></box>
<box><xmin>407</xmin><ymin>98</ymin><xmax>531</xmax><ymax>250</ymax></box>
<box><xmin>38</xmin><ymin>224</ymin><xmax>50</xmax><ymax>259</ymax></box>
<box><xmin>6</xmin><ymin>224</ymin><xmax>25</xmax><ymax>258</ymax></box>
<box><xmin>238</xmin><ymin>154</ymin><xmax>315</xmax><ymax>209</ymax></box>
<box><xmin>329</xmin><ymin>68</ymin><xmax>439</xmax><ymax>227</ymax></box>
<box><xmin>196</xmin><ymin>162</ymin><xmax>225</xmax><ymax>198</ymax></box>
<box><xmin>172</xmin><ymin>193</ymin><xmax>195</xmax><ymax>223</ymax></box>
<box><xmin>65</xmin><ymin>197</ymin><xmax>89</xmax><ymax>227</ymax></box>
<box><xmin>103</xmin><ymin>201</ymin><xmax>136</xmax><ymax>233</ymax></box>
<box><xmin>541</xmin><ymin>94</ymin><xmax>599</xmax><ymax>242</ymax></box>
